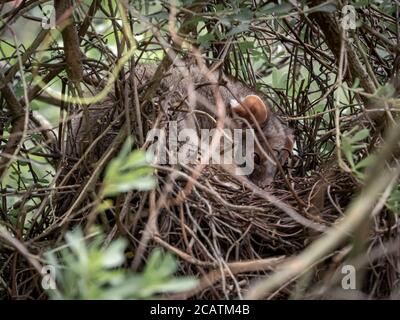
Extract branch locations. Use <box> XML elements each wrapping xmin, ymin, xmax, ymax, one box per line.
<box><xmin>245</xmin><ymin>124</ymin><xmax>400</xmax><ymax>299</ymax></box>
<box><xmin>55</xmin><ymin>0</ymin><xmax>83</xmax><ymax>87</ymax></box>
<box><xmin>0</xmin><ymin>226</ymin><xmax>43</xmax><ymax>274</ymax></box>
<box><xmin>310</xmin><ymin>1</ymin><xmax>383</xmax><ymax>124</ymax></box>
<box><xmin>0</xmin><ymin>28</ymin><xmax>50</xmax><ymax>90</ymax></box>
<box><xmin>0</xmin><ymin>82</ymin><xmax>25</xmax><ymax>179</ymax></box>
<box><xmin>141</xmin><ymin>1</ymin><xmax>203</xmax><ymax>102</ymax></box>
<box><xmin>168</xmin><ymin>256</ymin><xmax>286</xmax><ymax>300</ymax></box>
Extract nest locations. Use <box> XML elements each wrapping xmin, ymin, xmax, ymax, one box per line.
<box><xmin>140</xmin><ymin>163</ymin><xmax>358</xmax><ymax>299</ymax></box>
<box><xmin>24</xmin><ymin>77</ymin><xmax>396</xmax><ymax>300</ymax></box>
<box><xmin>148</xmin><ymin>161</ymin><xmax>398</xmax><ymax>299</ymax></box>
<box><xmin>51</xmin><ymin>91</ymin><xmax>396</xmax><ymax>299</ymax></box>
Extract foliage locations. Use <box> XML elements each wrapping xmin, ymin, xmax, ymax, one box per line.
<box><xmin>44</xmin><ymin>227</ymin><xmax>197</xmax><ymax>300</ymax></box>
<box><xmin>103</xmin><ymin>137</ymin><xmax>156</xmax><ymax>196</ymax></box>
<box><xmin>1</xmin><ymin>0</ymin><xmax>400</xmax><ymax>300</ymax></box>
<box><xmin>341</xmin><ymin>126</ymin><xmax>374</xmax><ymax>181</ymax></box>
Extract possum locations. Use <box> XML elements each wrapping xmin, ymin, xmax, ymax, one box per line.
<box><xmin>66</xmin><ymin>61</ymin><xmax>293</xmax><ymax>187</ymax></box>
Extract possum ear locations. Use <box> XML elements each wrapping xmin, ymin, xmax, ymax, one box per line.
<box><xmin>230</xmin><ymin>95</ymin><xmax>269</xmax><ymax>124</ymax></box>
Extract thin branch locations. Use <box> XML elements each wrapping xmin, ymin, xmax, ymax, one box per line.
<box><xmin>245</xmin><ymin>124</ymin><xmax>400</xmax><ymax>299</ymax></box>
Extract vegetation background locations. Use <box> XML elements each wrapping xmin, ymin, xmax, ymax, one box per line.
<box><xmin>0</xmin><ymin>0</ymin><xmax>400</xmax><ymax>299</ymax></box>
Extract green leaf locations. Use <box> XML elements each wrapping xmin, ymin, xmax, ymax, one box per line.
<box><xmin>119</xmin><ymin>136</ymin><xmax>134</xmax><ymax>159</ymax></box>
<box><xmin>375</xmin><ymin>83</ymin><xmax>395</xmax><ymax>99</ymax></box>
<box><xmin>98</xmin><ymin>199</ymin><xmax>113</xmax><ymax>212</ymax></box>
<box><xmin>235</xmin><ymin>7</ymin><xmax>252</xmax><ymax>21</ymax></box>
<box><xmin>151</xmin><ymin>278</ymin><xmax>198</xmax><ymax>293</ymax></box>
<box><xmin>104</xmin><ymin>175</ymin><xmax>156</xmax><ymax>196</ymax></box>
<box><xmin>138</xmin><ymin>278</ymin><xmax>198</xmax><ymax>297</ymax></box>
<box><xmin>307</xmin><ymin>2</ymin><xmax>337</xmax><ymax>14</ymax></box>
<box><xmin>352</xmin><ymin>128</ymin><xmax>370</xmax><ymax>143</ymax></box>
<box><xmin>65</xmin><ymin>228</ymin><xmax>88</xmax><ymax>261</ymax></box>
<box><xmin>237</xmin><ymin>41</ymin><xmax>254</xmax><ymax>52</ymax></box>
<box><xmin>44</xmin><ymin>228</ymin><xmax>197</xmax><ymax>300</ymax></box>
<box><xmin>350</xmin><ymin>0</ymin><xmax>370</xmax><ymax>8</ymax></box>
<box><xmin>352</xmin><ymin>77</ymin><xmax>360</xmax><ymax>89</ymax></box>
<box><xmin>101</xmin><ymin>239</ymin><xmax>127</xmax><ymax>268</ymax></box>
<box><xmin>257</xmin><ymin>3</ymin><xmax>294</xmax><ymax>16</ymax></box>
<box><xmin>144</xmin><ymin>249</ymin><xmax>177</xmax><ymax>279</ymax></box>
<box><xmin>272</xmin><ymin>68</ymin><xmax>280</xmax><ymax>88</ymax></box>
<box><xmin>355</xmin><ymin>154</ymin><xmax>376</xmax><ymax>170</ymax></box>
<box><xmin>120</xmin><ymin>150</ymin><xmax>149</xmax><ymax>171</ymax></box>
<box><xmin>103</xmin><ymin>139</ymin><xmax>156</xmax><ymax>196</ymax></box>
<box><xmin>226</xmin><ymin>23</ymin><xmax>250</xmax><ymax>37</ymax></box>
<box><xmin>198</xmin><ymin>33</ymin><xmax>215</xmax><ymax>49</ymax></box>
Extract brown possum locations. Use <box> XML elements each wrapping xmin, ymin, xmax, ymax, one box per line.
<box><xmin>67</xmin><ymin>62</ymin><xmax>293</xmax><ymax>187</ymax></box>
